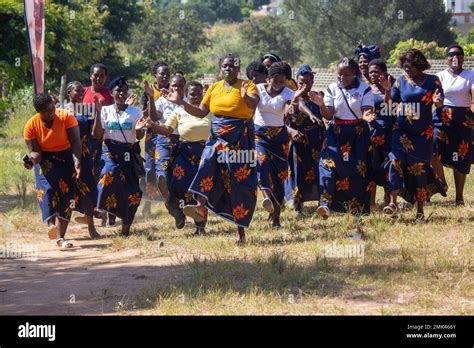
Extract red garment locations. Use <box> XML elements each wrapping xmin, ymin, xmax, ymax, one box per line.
<box><xmin>83</xmin><ymin>86</ymin><xmax>114</xmax><ymax>106</ymax></box>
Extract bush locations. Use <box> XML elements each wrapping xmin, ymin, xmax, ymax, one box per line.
<box><xmin>388</xmin><ymin>39</ymin><xmax>445</xmax><ymax>65</ymax></box>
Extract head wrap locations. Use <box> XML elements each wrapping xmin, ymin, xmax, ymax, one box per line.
<box><xmin>297</xmin><ymin>64</ymin><xmax>315</xmax><ymax>78</ymax></box>
<box><xmin>355</xmin><ymin>45</ymin><xmax>381</xmax><ymax>61</ymax></box>
<box><xmin>261</xmin><ymin>52</ymin><xmax>282</xmax><ymax>63</ymax></box>
<box><xmin>108</xmin><ymin>76</ymin><xmax>128</xmax><ymax>91</ymax></box>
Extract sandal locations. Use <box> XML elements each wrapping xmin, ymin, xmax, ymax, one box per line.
<box><xmin>48</xmin><ymin>225</ymin><xmax>58</xmax><ymax>240</ymax></box>
<box><xmin>56</xmin><ymin>238</ymin><xmax>74</xmax><ymax>249</ymax></box>
<box><xmin>383</xmin><ymin>203</ymin><xmax>399</xmax><ymax>216</ymax></box>
<box><xmin>262</xmin><ymin>197</ymin><xmax>275</xmax><ymax>213</ymax></box>
<box><xmin>183</xmin><ymin>205</ymin><xmax>206</xmax><ymax>223</ymax></box>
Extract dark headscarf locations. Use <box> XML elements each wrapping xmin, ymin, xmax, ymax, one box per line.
<box><xmin>108</xmin><ymin>76</ymin><xmax>128</xmax><ymax>91</ymax></box>
<box><xmin>296</xmin><ymin>64</ymin><xmax>315</xmax><ymax>78</ymax></box>
<box><xmin>355</xmin><ymin>45</ymin><xmax>381</xmax><ymax>61</ymax></box>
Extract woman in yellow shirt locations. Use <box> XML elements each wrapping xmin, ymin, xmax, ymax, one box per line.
<box><xmin>165</xmin><ymin>53</ymin><xmax>259</xmax><ymax>244</ymax></box>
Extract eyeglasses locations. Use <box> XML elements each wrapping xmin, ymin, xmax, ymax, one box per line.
<box><xmin>447</xmin><ymin>52</ymin><xmax>463</xmax><ymax>57</ymax></box>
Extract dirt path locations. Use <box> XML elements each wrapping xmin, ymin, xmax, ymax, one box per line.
<box><xmin>0</xmin><ymin>220</ymin><xmax>187</xmax><ymax>315</ymax></box>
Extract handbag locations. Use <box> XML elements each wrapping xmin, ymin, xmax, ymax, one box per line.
<box><xmin>115</xmin><ymin>110</ymin><xmax>146</xmax><ymax>179</ymax></box>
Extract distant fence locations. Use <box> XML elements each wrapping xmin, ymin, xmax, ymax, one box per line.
<box><xmin>198</xmin><ymin>58</ymin><xmax>474</xmax><ymax>91</ymax></box>
<box><xmin>312</xmin><ymin>58</ymin><xmax>474</xmax><ymax>90</ymax></box>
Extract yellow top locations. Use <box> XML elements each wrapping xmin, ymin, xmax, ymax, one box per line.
<box><xmin>287</xmin><ymin>79</ymin><xmax>297</xmax><ymax>91</ymax></box>
<box><xmin>202</xmin><ymin>79</ymin><xmax>257</xmax><ymax>119</ymax></box>
<box><xmin>165</xmin><ymin>109</ymin><xmax>211</xmax><ymax>142</ymax></box>
<box><xmin>152</xmin><ymin>83</ymin><xmax>161</xmax><ymax>100</ymax></box>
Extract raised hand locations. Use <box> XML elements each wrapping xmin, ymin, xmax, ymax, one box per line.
<box><xmin>136</xmin><ymin>116</ymin><xmax>153</xmax><ymax>130</ymax></box>
<box><xmin>93</xmin><ymin>95</ymin><xmax>102</xmax><ymax>114</ymax></box>
<box><xmin>307</xmin><ymin>90</ymin><xmax>324</xmax><ymax>106</ymax></box>
<box><xmin>143</xmin><ymin>80</ymin><xmax>154</xmax><ymax>98</ymax></box>
<box><xmin>362</xmin><ymin>109</ymin><xmax>376</xmax><ymax>122</ymax></box>
<box><xmin>294</xmin><ymin>83</ymin><xmax>307</xmax><ymax>99</ymax></box>
<box><xmin>126</xmin><ymin>93</ymin><xmax>137</xmax><ymax>105</ymax></box>
<box><xmin>379</xmin><ymin>75</ymin><xmax>392</xmax><ymax>91</ymax></box>
<box><xmin>240</xmin><ymin>81</ymin><xmax>249</xmax><ymax>99</ymax></box>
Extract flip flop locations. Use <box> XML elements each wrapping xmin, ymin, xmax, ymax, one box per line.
<box><xmin>48</xmin><ymin>225</ymin><xmax>58</xmax><ymax>240</ymax></box>
<box><xmin>183</xmin><ymin>205</ymin><xmax>206</xmax><ymax>223</ymax></box>
<box><xmin>383</xmin><ymin>203</ymin><xmax>399</xmax><ymax>216</ymax></box>
<box><xmin>262</xmin><ymin>198</ymin><xmax>275</xmax><ymax>213</ymax></box>
<box><xmin>56</xmin><ymin>238</ymin><xmax>74</xmax><ymax>249</ymax></box>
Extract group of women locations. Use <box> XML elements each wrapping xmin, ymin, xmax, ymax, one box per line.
<box><xmin>23</xmin><ymin>44</ymin><xmax>473</xmax><ymax>247</ymax></box>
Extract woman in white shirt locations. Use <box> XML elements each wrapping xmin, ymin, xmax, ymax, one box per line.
<box><xmin>254</xmin><ymin>62</ymin><xmax>305</xmax><ymax>228</ymax></box>
<box><xmin>92</xmin><ymin>76</ymin><xmax>152</xmax><ymax>236</ymax></box>
<box><xmin>309</xmin><ymin>57</ymin><xmax>376</xmax><ymax>219</ymax></box>
<box><xmin>433</xmin><ymin>44</ymin><xmax>474</xmax><ymax>205</ymax></box>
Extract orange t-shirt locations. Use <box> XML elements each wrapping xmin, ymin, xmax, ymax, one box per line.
<box><xmin>23</xmin><ymin>109</ymin><xmax>78</xmax><ymax>152</ymax></box>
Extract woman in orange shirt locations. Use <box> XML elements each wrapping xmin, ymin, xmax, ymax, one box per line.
<box><xmin>23</xmin><ymin>93</ymin><xmax>82</xmax><ymax>249</ymax></box>
<box><xmin>165</xmin><ymin>53</ymin><xmax>259</xmax><ymax>244</ymax></box>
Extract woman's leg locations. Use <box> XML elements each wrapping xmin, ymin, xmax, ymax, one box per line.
<box><xmin>121</xmin><ymin>223</ymin><xmax>131</xmax><ymax>237</ymax></box>
<box><xmin>431</xmin><ymin>157</ymin><xmax>447</xmax><ymax>190</ymax></box>
<box><xmin>271</xmin><ymin>198</ymin><xmax>281</xmax><ymax>228</ymax></box>
<box><xmin>453</xmin><ymin>169</ymin><xmax>467</xmax><ymax>204</ymax></box>
<box><xmin>416</xmin><ymin>200</ymin><xmax>424</xmax><ymax>219</ymax></box>
<box><xmin>57</xmin><ymin>218</ymin><xmax>69</xmax><ymax>239</ymax></box>
<box><xmin>383</xmin><ymin>188</ymin><xmax>391</xmax><ymax>207</ymax></box>
<box><xmin>261</xmin><ymin>188</ymin><xmax>275</xmax><ymax>213</ymax></box>
<box><xmin>86</xmin><ymin>214</ymin><xmax>100</xmax><ymax>239</ymax></box>
<box><xmin>237</xmin><ymin>226</ymin><xmax>245</xmax><ymax>244</ymax></box>
<box><xmin>383</xmin><ymin>189</ymin><xmax>399</xmax><ymax>215</ymax></box>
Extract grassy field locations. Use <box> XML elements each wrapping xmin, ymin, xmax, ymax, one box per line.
<box><xmin>0</xmin><ymin>102</ymin><xmax>472</xmax><ymax>315</ymax></box>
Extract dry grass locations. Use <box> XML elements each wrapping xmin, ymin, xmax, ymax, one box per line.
<box><xmin>1</xmin><ymin>176</ymin><xmax>472</xmax><ymax>314</ymax></box>
<box><xmin>0</xmin><ymin>103</ymin><xmax>472</xmax><ymax>315</ymax></box>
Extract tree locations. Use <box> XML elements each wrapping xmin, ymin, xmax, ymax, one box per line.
<box><xmin>238</xmin><ymin>15</ymin><xmax>301</xmax><ymax>65</ymax></box>
<box><xmin>388</xmin><ymin>39</ymin><xmax>445</xmax><ymax>64</ymax></box>
<box><xmin>283</xmin><ymin>0</ymin><xmax>456</xmax><ymax>67</ymax></box>
<box><xmin>128</xmin><ymin>6</ymin><xmax>209</xmax><ymax>76</ymax></box>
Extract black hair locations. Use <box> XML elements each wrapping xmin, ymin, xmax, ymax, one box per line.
<box><xmin>33</xmin><ymin>92</ymin><xmax>53</xmax><ymax>112</ymax></box>
<box><xmin>170</xmin><ymin>74</ymin><xmax>186</xmax><ymax>86</ymax></box>
<box><xmin>446</xmin><ymin>44</ymin><xmax>464</xmax><ymax>56</ymax></box>
<box><xmin>175</xmin><ymin>70</ymin><xmax>185</xmax><ymax>76</ymax></box>
<box><xmin>90</xmin><ymin>63</ymin><xmax>108</xmax><ymax>75</ymax></box>
<box><xmin>399</xmin><ymin>49</ymin><xmax>431</xmax><ymax>71</ymax></box>
<box><xmin>219</xmin><ymin>53</ymin><xmax>239</xmax><ymax>68</ymax></box>
<box><xmin>246</xmin><ymin>61</ymin><xmax>267</xmax><ymax>80</ymax></box>
<box><xmin>260</xmin><ymin>52</ymin><xmax>282</xmax><ymax>64</ymax></box>
<box><xmin>185</xmin><ymin>81</ymin><xmax>203</xmax><ymax>95</ymax></box>
<box><xmin>108</xmin><ymin>76</ymin><xmax>128</xmax><ymax>92</ymax></box>
<box><xmin>268</xmin><ymin>61</ymin><xmax>287</xmax><ymax>78</ymax></box>
<box><xmin>66</xmin><ymin>81</ymin><xmax>82</xmax><ymax>94</ymax></box>
<box><xmin>152</xmin><ymin>60</ymin><xmax>169</xmax><ymax>75</ymax></box>
<box><xmin>368</xmin><ymin>59</ymin><xmax>388</xmax><ymax>73</ymax></box>
<box><xmin>337</xmin><ymin>57</ymin><xmax>361</xmax><ymax>77</ymax></box>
